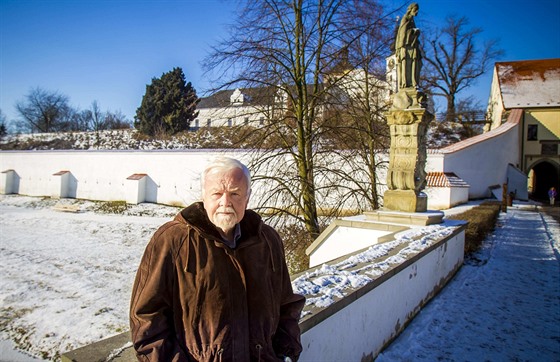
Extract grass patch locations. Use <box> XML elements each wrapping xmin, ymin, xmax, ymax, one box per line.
<box><xmin>94</xmin><ymin>200</ymin><xmax>128</xmax><ymax>214</ymax></box>
<box><xmin>447</xmin><ymin>201</ymin><xmax>502</xmax><ymax>254</ymax></box>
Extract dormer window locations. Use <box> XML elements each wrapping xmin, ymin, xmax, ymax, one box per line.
<box><xmin>230</xmin><ymin>88</ymin><xmax>244</xmax><ymax>105</ymax></box>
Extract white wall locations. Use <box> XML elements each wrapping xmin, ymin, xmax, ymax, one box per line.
<box><xmin>439</xmin><ymin>110</ymin><xmax>522</xmax><ymax>199</ymax></box>
<box><xmin>0</xmin><ymin>149</ymin><xmax>390</xmax><ymax>210</ymax></box>
<box><xmin>0</xmin><ymin>150</ymin><xmax>255</xmax><ymax>207</ymax></box>
<box><xmin>0</xmin><ymin>113</ymin><xmax>525</xmax><ymax>208</ymax></box>
<box><xmin>307</xmin><ymin>217</ymin><xmax>406</xmax><ymax>268</ymax></box>
<box><xmin>425</xmin><ymin>186</ymin><xmax>470</xmax><ymax>210</ymax></box>
<box><xmin>309</xmin><ymin>225</ymin><xmax>390</xmax><ymax>267</ymax></box>
<box><xmin>507</xmin><ymin>164</ymin><xmax>529</xmax><ymax>200</ymax></box>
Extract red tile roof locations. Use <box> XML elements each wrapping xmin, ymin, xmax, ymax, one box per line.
<box><xmin>426</xmin><ymin>172</ymin><xmax>469</xmax><ymax>188</ymax></box>
<box><xmin>127</xmin><ymin>173</ymin><xmax>148</xmax><ymax>180</ymax></box>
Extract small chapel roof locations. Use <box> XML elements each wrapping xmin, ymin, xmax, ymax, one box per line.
<box><xmin>496</xmin><ymin>58</ymin><xmax>560</xmax><ymax>109</ymax></box>
<box><xmin>426</xmin><ymin>172</ymin><xmax>470</xmax><ymax>188</ymax></box>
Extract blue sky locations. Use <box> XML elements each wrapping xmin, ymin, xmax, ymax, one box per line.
<box><xmin>1</xmin><ymin>0</ymin><xmax>559</xmax><ymax>126</ymax></box>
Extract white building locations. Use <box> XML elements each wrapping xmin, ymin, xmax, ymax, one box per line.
<box><xmin>485</xmin><ymin>58</ymin><xmax>560</xmax><ymax>199</ymax></box>
<box><xmin>194</xmin><ymin>61</ymin><xmax>392</xmax><ymax>130</ymax></box>
<box><xmin>194</xmin><ymin>87</ymin><xmax>275</xmax><ymax>129</ymax></box>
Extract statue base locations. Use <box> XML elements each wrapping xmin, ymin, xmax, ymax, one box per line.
<box><xmin>364</xmin><ymin>208</ymin><xmax>443</xmax><ymax>226</ymax></box>
<box><xmin>383</xmin><ymin>190</ymin><xmax>427</xmax><ymax>213</ymax></box>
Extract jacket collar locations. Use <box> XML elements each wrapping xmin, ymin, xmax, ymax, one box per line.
<box><xmin>178</xmin><ymin>202</ymin><xmax>263</xmax><ymax>242</ymax></box>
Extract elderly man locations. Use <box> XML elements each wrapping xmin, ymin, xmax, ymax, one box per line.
<box><xmin>130</xmin><ymin>157</ymin><xmax>305</xmax><ymax>362</ymax></box>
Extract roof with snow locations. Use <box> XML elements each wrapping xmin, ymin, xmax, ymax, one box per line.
<box><xmin>496</xmin><ymin>58</ymin><xmax>560</xmax><ymax>109</ymax></box>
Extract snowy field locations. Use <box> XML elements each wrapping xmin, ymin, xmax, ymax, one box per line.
<box><xmin>0</xmin><ymin>195</ymin><xmax>559</xmax><ymax>361</ymax></box>
<box><xmin>0</xmin><ymin>196</ymin><xmax>178</xmax><ymax>361</ymax></box>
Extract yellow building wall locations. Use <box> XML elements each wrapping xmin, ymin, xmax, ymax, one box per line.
<box><xmin>523</xmin><ymin>108</ymin><xmax>560</xmax><ymax>156</ymax></box>
<box><xmin>527</xmin><ymin>109</ymin><xmax>560</xmax><ymax>137</ymax></box>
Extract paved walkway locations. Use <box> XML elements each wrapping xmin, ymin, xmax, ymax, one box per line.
<box><xmin>377</xmin><ymin>205</ymin><xmax>560</xmax><ymax>361</ymax></box>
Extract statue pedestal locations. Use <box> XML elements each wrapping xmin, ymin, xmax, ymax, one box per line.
<box><xmin>383</xmin><ymin>189</ymin><xmax>427</xmax><ymax>213</ymax></box>
<box><xmin>383</xmin><ymin>89</ymin><xmax>433</xmax><ymax>214</ymax></box>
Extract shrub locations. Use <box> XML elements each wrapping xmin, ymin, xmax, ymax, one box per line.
<box><xmin>447</xmin><ymin>201</ymin><xmax>501</xmax><ymax>254</ymax></box>
<box><xmin>277</xmin><ymin>223</ymin><xmax>315</xmax><ymax>275</ymax></box>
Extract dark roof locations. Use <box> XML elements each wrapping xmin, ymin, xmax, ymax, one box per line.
<box><xmin>198</xmin><ymin>87</ymin><xmax>277</xmax><ymax>108</ymax></box>
<box><xmin>198</xmin><ymin>84</ymin><xmax>326</xmax><ymax>109</ymax></box>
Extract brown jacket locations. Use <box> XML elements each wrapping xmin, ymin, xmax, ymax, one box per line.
<box><xmin>130</xmin><ymin>202</ymin><xmax>305</xmax><ymax>361</ymax></box>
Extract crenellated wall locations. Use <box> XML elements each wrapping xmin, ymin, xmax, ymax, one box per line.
<box><xmin>1</xmin><ymin>113</ymin><xmax>527</xmax><ymax>209</ymax></box>
<box><xmin>0</xmin><ymin>149</ymin><xmax>252</xmax><ymax>206</ymax></box>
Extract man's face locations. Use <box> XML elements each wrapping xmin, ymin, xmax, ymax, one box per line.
<box><xmin>202</xmin><ymin>167</ymin><xmax>250</xmax><ymax>237</ymax></box>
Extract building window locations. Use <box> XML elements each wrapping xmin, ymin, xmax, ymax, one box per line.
<box><xmin>527</xmin><ymin>124</ymin><xmax>538</xmax><ymax>141</ymax></box>
<box><xmin>228</xmin><ymin>119</ymin><xmax>232</xmax><ymax>127</ymax></box>
<box><xmin>194</xmin><ymin>119</ymin><xmax>199</xmax><ymax>128</ymax></box>
<box><xmin>244</xmin><ymin>117</ymin><xmax>249</xmax><ymax>125</ymax></box>
<box><xmin>207</xmin><ymin>119</ymin><xmax>212</xmax><ymax>127</ymax></box>
<box><xmin>259</xmin><ymin>117</ymin><xmax>265</xmax><ymax>126</ymax></box>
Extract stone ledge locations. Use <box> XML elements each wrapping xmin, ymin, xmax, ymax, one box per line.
<box><xmin>364</xmin><ymin>209</ymin><xmax>444</xmax><ymax>226</ymax></box>
<box><xmin>61</xmin><ymin>332</ymin><xmax>135</xmax><ymax>362</ymax></box>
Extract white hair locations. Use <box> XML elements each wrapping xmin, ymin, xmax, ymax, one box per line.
<box><xmin>201</xmin><ymin>157</ymin><xmax>251</xmax><ymax>196</ymax></box>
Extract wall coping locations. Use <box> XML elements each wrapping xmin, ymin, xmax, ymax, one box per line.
<box><xmin>438</xmin><ymin>108</ymin><xmax>523</xmax><ymax>154</ymax></box>
<box><xmin>297</xmin><ymin>220</ymin><xmax>467</xmax><ymax>332</ymax></box>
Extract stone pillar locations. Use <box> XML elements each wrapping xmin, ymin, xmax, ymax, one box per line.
<box><xmin>1</xmin><ymin>169</ymin><xmax>19</xmax><ymax>194</ymax></box>
<box><xmin>125</xmin><ymin>173</ymin><xmax>148</xmax><ymax>205</ymax></box>
<box><xmin>383</xmin><ymin>89</ymin><xmax>433</xmax><ymax>212</ymax></box>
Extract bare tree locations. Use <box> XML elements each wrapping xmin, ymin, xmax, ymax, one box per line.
<box><xmin>204</xmin><ymin>0</ymin><xmax>393</xmax><ymax>238</ymax></box>
<box><xmin>16</xmin><ymin>88</ymin><xmax>73</xmax><ymax>133</ymax></box>
<box><xmin>104</xmin><ymin>110</ymin><xmax>132</xmax><ymax>130</ymax></box>
<box><xmin>69</xmin><ymin>109</ymin><xmax>92</xmax><ymax>132</ymax></box>
<box><xmin>0</xmin><ymin>109</ymin><xmax>8</xmax><ymax>140</ymax></box>
<box><xmin>84</xmin><ymin>101</ymin><xmax>131</xmax><ymax>131</ymax></box>
<box><xmin>89</xmin><ymin>101</ymin><xmax>104</xmax><ymax>131</ymax></box>
<box><xmin>322</xmin><ymin>1</ymin><xmax>393</xmax><ymax>212</ymax></box>
<box><xmin>422</xmin><ymin>16</ymin><xmax>503</xmax><ymax>122</ymax></box>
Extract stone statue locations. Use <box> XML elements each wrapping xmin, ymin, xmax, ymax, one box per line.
<box><xmin>380</xmin><ymin>2</ymin><xmax>432</xmax><ymax>213</ymax></box>
<box><xmin>395</xmin><ymin>3</ymin><xmax>421</xmax><ymax>89</ymax></box>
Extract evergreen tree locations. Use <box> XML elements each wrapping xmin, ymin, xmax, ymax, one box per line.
<box><xmin>135</xmin><ymin>67</ymin><xmax>199</xmax><ymax>137</ymax></box>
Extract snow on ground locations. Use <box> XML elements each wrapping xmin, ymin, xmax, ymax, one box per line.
<box><xmin>0</xmin><ymin>195</ymin><xmax>559</xmax><ymax>361</ymax></box>
<box><xmin>0</xmin><ymin>196</ymin><xmax>177</xmax><ymax>361</ymax></box>
<box><xmin>377</xmin><ymin>205</ymin><xmax>560</xmax><ymax>361</ymax></box>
